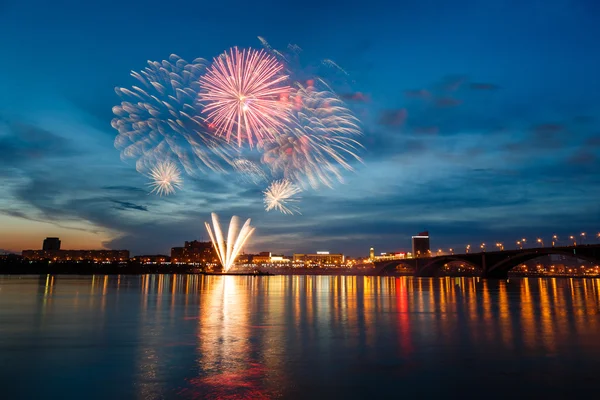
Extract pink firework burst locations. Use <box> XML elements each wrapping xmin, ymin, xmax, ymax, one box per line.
<box><xmin>198</xmin><ymin>47</ymin><xmax>291</xmax><ymax>147</ymax></box>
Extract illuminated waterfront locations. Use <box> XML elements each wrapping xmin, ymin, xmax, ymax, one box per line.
<box><xmin>2</xmin><ymin>275</ymin><xmax>600</xmax><ymax>398</ymax></box>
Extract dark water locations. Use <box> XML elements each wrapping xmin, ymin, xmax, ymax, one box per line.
<box><xmin>1</xmin><ymin>275</ymin><xmax>600</xmax><ymax>399</ymax></box>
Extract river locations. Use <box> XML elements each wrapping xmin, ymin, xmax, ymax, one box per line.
<box><xmin>1</xmin><ymin>275</ymin><xmax>599</xmax><ymax>399</ymax></box>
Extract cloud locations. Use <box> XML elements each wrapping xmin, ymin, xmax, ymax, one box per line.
<box><xmin>439</xmin><ymin>75</ymin><xmax>467</xmax><ymax>92</ymax></box>
<box><xmin>404</xmin><ymin>89</ymin><xmax>431</xmax><ymax>99</ymax></box>
<box><xmin>396</xmin><ymin>75</ymin><xmax>506</xmax><ymax>137</ymax></box>
<box><xmin>413</xmin><ymin>126</ymin><xmax>439</xmax><ymax>135</ymax></box>
<box><xmin>573</xmin><ymin>115</ymin><xmax>594</xmax><ymax>124</ymax></box>
<box><xmin>102</xmin><ymin>185</ymin><xmax>146</xmax><ymax>193</ymax></box>
<box><xmin>585</xmin><ymin>136</ymin><xmax>600</xmax><ymax>147</ymax></box>
<box><xmin>0</xmin><ymin>120</ymin><xmax>74</xmax><ymax>165</ymax></box>
<box><xmin>111</xmin><ymin>200</ymin><xmax>149</xmax><ymax>212</ymax></box>
<box><xmin>434</xmin><ymin>97</ymin><xmax>462</xmax><ymax>108</ymax></box>
<box><xmin>339</xmin><ymin>92</ymin><xmax>370</xmax><ymax>102</ymax></box>
<box><xmin>470</xmin><ymin>83</ymin><xmax>499</xmax><ymax>91</ymax></box>
<box><xmin>532</xmin><ymin>123</ymin><xmax>564</xmax><ymax>135</ymax></box>
<box><xmin>566</xmin><ymin>150</ymin><xmax>598</xmax><ymax>165</ymax></box>
<box><xmin>378</xmin><ymin>108</ymin><xmax>407</xmax><ymax>127</ymax></box>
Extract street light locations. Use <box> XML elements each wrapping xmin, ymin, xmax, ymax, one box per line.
<box><xmin>466</xmin><ymin>244</ymin><xmax>471</xmax><ymax>253</ymax></box>
<box><xmin>517</xmin><ymin>240</ymin><xmax>522</xmax><ymax>250</ymax></box>
<box><xmin>437</xmin><ymin>249</ymin><xmax>442</xmax><ymax>256</ymax></box>
<box><xmin>581</xmin><ymin>232</ymin><xmax>586</xmax><ymax>245</ymax></box>
<box><xmin>496</xmin><ymin>242</ymin><xmax>504</xmax><ymax>251</ymax></box>
<box><xmin>449</xmin><ymin>248</ymin><xmax>454</xmax><ymax>255</ymax></box>
<box><xmin>552</xmin><ymin>235</ymin><xmax>557</xmax><ymax>247</ymax></box>
<box><xmin>481</xmin><ymin>243</ymin><xmax>486</xmax><ymax>252</ymax></box>
<box><xmin>569</xmin><ymin>235</ymin><xmax>576</xmax><ymax>246</ymax></box>
<box><xmin>537</xmin><ymin>238</ymin><xmax>544</xmax><ymax>247</ymax></box>
<box><xmin>521</xmin><ymin>238</ymin><xmax>527</xmax><ymax>248</ymax></box>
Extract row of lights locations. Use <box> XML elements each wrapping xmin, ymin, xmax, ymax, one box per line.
<box><xmin>435</xmin><ymin>232</ymin><xmax>600</xmax><ymax>255</ymax></box>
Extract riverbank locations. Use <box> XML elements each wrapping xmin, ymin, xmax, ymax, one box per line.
<box><xmin>2</xmin><ymin>261</ymin><xmax>598</xmax><ymax>279</ymax></box>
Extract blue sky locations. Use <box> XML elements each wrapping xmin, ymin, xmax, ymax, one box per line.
<box><xmin>1</xmin><ymin>0</ymin><xmax>599</xmax><ymax>256</ymax></box>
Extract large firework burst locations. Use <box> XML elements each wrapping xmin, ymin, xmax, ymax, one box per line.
<box><xmin>198</xmin><ymin>47</ymin><xmax>291</xmax><ymax>148</ymax></box>
<box><xmin>263</xmin><ymin>179</ymin><xmax>302</xmax><ymax>215</ymax></box>
<box><xmin>112</xmin><ymin>54</ymin><xmax>232</xmax><ymax>176</ymax></box>
<box><xmin>262</xmin><ymin>84</ymin><xmax>363</xmax><ymax>189</ymax></box>
<box><xmin>148</xmin><ymin>161</ymin><xmax>183</xmax><ymax>196</ymax></box>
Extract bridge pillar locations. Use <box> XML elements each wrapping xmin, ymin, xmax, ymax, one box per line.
<box><xmin>481</xmin><ymin>253</ymin><xmax>486</xmax><ymax>277</ymax></box>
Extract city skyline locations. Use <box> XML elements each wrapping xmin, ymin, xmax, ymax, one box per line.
<box><xmin>6</xmin><ymin>230</ymin><xmax>599</xmax><ymax>258</ymax></box>
<box><xmin>1</xmin><ymin>0</ymin><xmax>600</xmax><ymax>256</ymax></box>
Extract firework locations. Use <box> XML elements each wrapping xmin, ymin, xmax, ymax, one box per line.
<box><xmin>258</xmin><ymin>37</ymin><xmax>352</xmax><ymax>92</ymax></box>
<box><xmin>263</xmin><ymin>179</ymin><xmax>302</xmax><ymax>215</ymax></box>
<box><xmin>148</xmin><ymin>161</ymin><xmax>183</xmax><ymax>196</ymax></box>
<box><xmin>112</xmin><ymin>54</ymin><xmax>232</xmax><ymax>175</ymax></box>
<box><xmin>205</xmin><ymin>213</ymin><xmax>255</xmax><ymax>272</ymax></box>
<box><xmin>198</xmin><ymin>47</ymin><xmax>291</xmax><ymax>148</ymax></box>
<box><xmin>262</xmin><ymin>85</ymin><xmax>363</xmax><ymax>189</ymax></box>
<box><xmin>232</xmin><ymin>158</ymin><xmax>268</xmax><ymax>185</ymax></box>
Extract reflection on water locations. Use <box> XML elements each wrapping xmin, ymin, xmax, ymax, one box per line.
<box><xmin>1</xmin><ymin>275</ymin><xmax>600</xmax><ymax>399</ymax></box>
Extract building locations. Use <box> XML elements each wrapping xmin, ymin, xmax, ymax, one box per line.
<box><xmin>171</xmin><ymin>240</ymin><xmax>218</xmax><ymax>264</ymax></box>
<box><xmin>369</xmin><ymin>247</ymin><xmax>375</xmax><ymax>260</ymax></box>
<box><xmin>235</xmin><ymin>254</ymin><xmax>252</xmax><ymax>264</ymax></box>
<box><xmin>293</xmin><ymin>252</ymin><xmax>345</xmax><ymax>266</ymax></box>
<box><xmin>43</xmin><ymin>237</ymin><xmax>61</xmax><ymax>251</ymax></box>
<box><xmin>0</xmin><ymin>253</ymin><xmax>22</xmax><ymax>262</ymax></box>
<box><xmin>131</xmin><ymin>255</ymin><xmax>170</xmax><ymax>264</ymax></box>
<box><xmin>22</xmin><ymin>249</ymin><xmax>129</xmax><ymax>262</ymax></box>
<box><xmin>237</xmin><ymin>252</ymin><xmax>290</xmax><ymax>265</ymax></box>
<box><xmin>269</xmin><ymin>254</ymin><xmax>289</xmax><ymax>263</ymax></box>
<box><xmin>251</xmin><ymin>252</ymin><xmax>272</xmax><ymax>264</ymax></box>
<box><xmin>22</xmin><ymin>238</ymin><xmax>128</xmax><ymax>262</ymax></box>
<box><xmin>412</xmin><ymin>231</ymin><xmax>430</xmax><ymax>257</ymax></box>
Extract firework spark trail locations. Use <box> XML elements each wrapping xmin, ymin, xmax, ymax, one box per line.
<box><xmin>198</xmin><ymin>47</ymin><xmax>291</xmax><ymax>148</ymax></box>
<box><xmin>258</xmin><ymin>37</ymin><xmax>352</xmax><ymax>92</ymax></box>
<box><xmin>148</xmin><ymin>161</ymin><xmax>183</xmax><ymax>196</ymax></box>
<box><xmin>112</xmin><ymin>54</ymin><xmax>233</xmax><ymax>176</ymax></box>
<box><xmin>205</xmin><ymin>213</ymin><xmax>255</xmax><ymax>272</ymax></box>
<box><xmin>262</xmin><ymin>84</ymin><xmax>363</xmax><ymax>189</ymax></box>
<box><xmin>263</xmin><ymin>179</ymin><xmax>302</xmax><ymax>215</ymax></box>
<box><xmin>232</xmin><ymin>158</ymin><xmax>268</xmax><ymax>185</ymax></box>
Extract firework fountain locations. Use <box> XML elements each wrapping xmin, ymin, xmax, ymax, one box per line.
<box><xmin>204</xmin><ymin>213</ymin><xmax>255</xmax><ymax>273</ymax></box>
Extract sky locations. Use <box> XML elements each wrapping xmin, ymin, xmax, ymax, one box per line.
<box><xmin>1</xmin><ymin>0</ymin><xmax>599</xmax><ymax>256</ymax></box>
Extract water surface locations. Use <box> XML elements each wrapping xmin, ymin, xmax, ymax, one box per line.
<box><xmin>1</xmin><ymin>275</ymin><xmax>599</xmax><ymax>399</ymax></box>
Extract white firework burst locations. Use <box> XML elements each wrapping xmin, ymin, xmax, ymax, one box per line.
<box><xmin>147</xmin><ymin>161</ymin><xmax>183</xmax><ymax>196</ymax></box>
<box><xmin>263</xmin><ymin>179</ymin><xmax>302</xmax><ymax>215</ymax></box>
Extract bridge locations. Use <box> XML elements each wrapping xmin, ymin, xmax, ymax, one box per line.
<box><xmin>373</xmin><ymin>244</ymin><xmax>600</xmax><ymax>278</ymax></box>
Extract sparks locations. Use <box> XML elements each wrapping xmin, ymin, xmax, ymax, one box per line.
<box><xmin>198</xmin><ymin>47</ymin><xmax>291</xmax><ymax>148</ymax></box>
<box><xmin>112</xmin><ymin>54</ymin><xmax>232</xmax><ymax>176</ymax></box>
<box><xmin>204</xmin><ymin>213</ymin><xmax>255</xmax><ymax>272</ymax></box>
<box><xmin>263</xmin><ymin>179</ymin><xmax>302</xmax><ymax>215</ymax></box>
<box><xmin>262</xmin><ymin>85</ymin><xmax>363</xmax><ymax>189</ymax></box>
<box><xmin>232</xmin><ymin>158</ymin><xmax>268</xmax><ymax>185</ymax></box>
<box><xmin>147</xmin><ymin>161</ymin><xmax>183</xmax><ymax>196</ymax></box>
